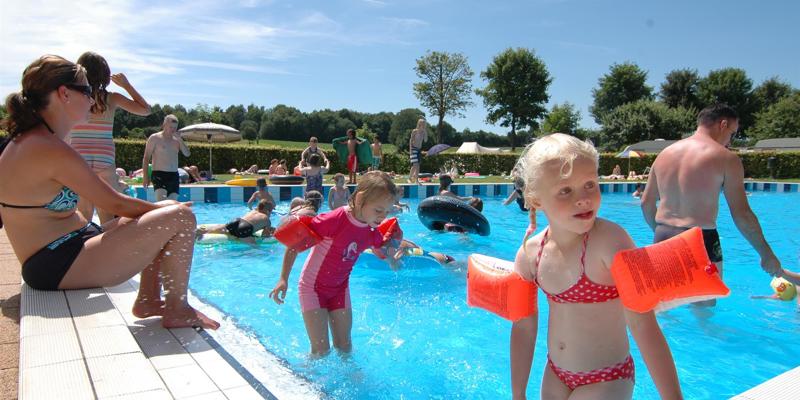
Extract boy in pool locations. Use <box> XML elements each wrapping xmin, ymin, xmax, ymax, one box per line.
<box><xmin>384</xmin><ymin>239</ymin><xmax>454</xmax><ymax>269</ymax></box>
<box><xmin>196</xmin><ymin>199</ymin><xmax>274</xmax><ymax>244</ymax></box>
<box><xmin>327</xmin><ymin>173</ymin><xmax>351</xmax><ymax>210</ymax></box>
<box><xmin>247</xmin><ymin>178</ymin><xmax>275</xmax><ymax>210</ymax></box>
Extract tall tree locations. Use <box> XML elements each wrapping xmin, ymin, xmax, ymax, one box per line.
<box><xmin>541</xmin><ymin>102</ymin><xmax>581</xmax><ymax>135</ymax></box>
<box><xmin>388</xmin><ymin>108</ymin><xmax>426</xmax><ymax>151</ymax></box>
<box><xmin>752</xmin><ymin>77</ymin><xmax>794</xmax><ymax>115</ymax></box>
<box><xmin>659</xmin><ymin>68</ymin><xmax>701</xmax><ymax>110</ymax></box>
<box><xmin>749</xmin><ymin>92</ymin><xmax>800</xmax><ymax>141</ymax></box>
<box><xmin>412</xmin><ymin>51</ymin><xmax>474</xmax><ymax>143</ymax></box>
<box><xmin>600</xmin><ymin>100</ymin><xmax>695</xmax><ymax>151</ymax></box>
<box><xmin>697</xmin><ymin>68</ymin><xmax>754</xmax><ymax>131</ymax></box>
<box><xmin>475</xmin><ymin>48</ymin><xmax>552</xmax><ymax>150</ymax></box>
<box><xmin>239</xmin><ymin>119</ymin><xmax>259</xmax><ymax>142</ymax></box>
<box><xmin>590</xmin><ymin>62</ymin><xmax>654</xmax><ymax>124</ymax></box>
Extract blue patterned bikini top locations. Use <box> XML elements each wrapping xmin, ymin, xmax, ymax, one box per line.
<box><xmin>0</xmin><ymin>186</ymin><xmax>79</xmax><ymax>212</ymax></box>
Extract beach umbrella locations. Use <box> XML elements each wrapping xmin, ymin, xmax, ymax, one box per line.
<box><xmin>426</xmin><ymin>144</ymin><xmax>451</xmax><ymax>157</ymax></box>
<box><xmin>616</xmin><ymin>146</ymin><xmax>645</xmax><ymax>174</ymax></box>
<box><xmin>179</xmin><ymin>122</ymin><xmax>241</xmax><ymax>175</ymax></box>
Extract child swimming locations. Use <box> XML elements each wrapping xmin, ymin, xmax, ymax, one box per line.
<box><xmin>509</xmin><ymin>134</ymin><xmax>682</xmax><ymax>399</ymax></box>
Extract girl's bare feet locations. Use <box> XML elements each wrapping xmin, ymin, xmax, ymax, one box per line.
<box><xmin>162</xmin><ymin>306</ymin><xmax>220</xmax><ymax>330</ymax></box>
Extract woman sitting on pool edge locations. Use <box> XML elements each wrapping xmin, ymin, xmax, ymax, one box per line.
<box><xmin>0</xmin><ymin>55</ymin><xmax>218</xmax><ymax>329</ymax></box>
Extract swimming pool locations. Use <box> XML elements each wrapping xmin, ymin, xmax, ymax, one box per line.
<box><xmin>189</xmin><ymin>192</ymin><xmax>800</xmax><ymax>399</ymax></box>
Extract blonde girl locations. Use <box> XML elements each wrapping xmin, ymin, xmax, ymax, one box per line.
<box><xmin>510</xmin><ymin>134</ymin><xmax>682</xmax><ymax>399</ymax></box>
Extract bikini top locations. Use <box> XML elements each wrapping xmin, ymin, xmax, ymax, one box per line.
<box><xmin>533</xmin><ymin>228</ymin><xmax>619</xmax><ymax>304</ymax></box>
<box><xmin>0</xmin><ymin>186</ymin><xmax>79</xmax><ymax>212</ymax></box>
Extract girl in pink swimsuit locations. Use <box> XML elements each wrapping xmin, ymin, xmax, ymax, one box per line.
<box><xmin>509</xmin><ymin>134</ymin><xmax>683</xmax><ymax>399</ymax></box>
<box><xmin>269</xmin><ymin>171</ymin><xmax>398</xmax><ymax>355</ymax></box>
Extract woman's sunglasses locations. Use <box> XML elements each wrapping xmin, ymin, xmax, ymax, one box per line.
<box><xmin>64</xmin><ymin>83</ymin><xmax>93</xmax><ymax>97</ymax></box>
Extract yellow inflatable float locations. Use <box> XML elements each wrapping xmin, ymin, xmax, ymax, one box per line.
<box><xmin>771</xmin><ymin>277</ymin><xmax>797</xmax><ymax>301</ymax></box>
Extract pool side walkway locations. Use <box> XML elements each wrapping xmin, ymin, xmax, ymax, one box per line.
<box><xmin>0</xmin><ymin>229</ymin><xmax>273</xmax><ymax>400</ymax></box>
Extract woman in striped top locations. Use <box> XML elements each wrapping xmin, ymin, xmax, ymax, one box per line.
<box><xmin>70</xmin><ymin>51</ymin><xmax>151</xmax><ymax>223</ymax></box>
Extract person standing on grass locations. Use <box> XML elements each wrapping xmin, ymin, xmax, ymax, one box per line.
<box><xmin>70</xmin><ymin>51</ymin><xmax>151</xmax><ymax>224</ymax></box>
<box><xmin>142</xmin><ymin>114</ymin><xmax>190</xmax><ymax>201</ymax></box>
<box><xmin>301</xmin><ymin>136</ymin><xmax>328</xmax><ymax>168</ymax></box>
<box><xmin>370</xmin><ymin>136</ymin><xmax>383</xmax><ymax>171</ymax></box>
<box><xmin>346</xmin><ymin>129</ymin><xmax>364</xmax><ymax>184</ymax></box>
<box><xmin>408</xmin><ymin>118</ymin><xmax>427</xmax><ymax>184</ymax></box>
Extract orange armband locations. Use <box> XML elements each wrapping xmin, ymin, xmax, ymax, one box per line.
<box><xmin>611</xmin><ymin>227</ymin><xmax>730</xmax><ymax>313</ymax></box>
<box><xmin>467</xmin><ymin>254</ymin><xmax>538</xmax><ymax>321</ymax></box>
<box><xmin>274</xmin><ymin>215</ymin><xmax>321</xmax><ymax>252</ymax></box>
<box><xmin>371</xmin><ymin>217</ymin><xmax>403</xmax><ymax>259</ymax></box>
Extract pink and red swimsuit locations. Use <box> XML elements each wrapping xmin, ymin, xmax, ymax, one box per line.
<box><xmin>533</xmin><ymin>229</ymin><xmax>635</xmax><ymax>390</ymax></box>
<box><xmin>298</xmin><ymin>207</ymin><xmax>384</xmax><ymax>313</ymax></box>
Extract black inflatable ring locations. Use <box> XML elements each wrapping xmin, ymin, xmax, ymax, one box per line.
<box><xmin>417</xmin><ymin>196</ymin><xmax>490</xmax><ymax>236</ymax></box>
<box><xmin>269</xmin><ymin>175</ymin><xmax>305</xmax><ymax>185</ymax></box>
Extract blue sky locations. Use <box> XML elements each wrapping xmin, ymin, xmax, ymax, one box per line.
<box><xmin>2</xmin><ymin>0</ymin><xmax>798</xmax><ymax>134</ymax></box>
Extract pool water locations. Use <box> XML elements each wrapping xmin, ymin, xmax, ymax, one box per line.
<box><xmin>189</xmin><ymin>192</ymin><xmax>800</xmax><ymax>399</ymax></box>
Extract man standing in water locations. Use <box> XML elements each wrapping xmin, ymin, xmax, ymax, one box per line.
<box><xmin>641</xmin><ymin>103</ymin><xmax>796</xmax><ymax>306</ymax></box>
<box><xmin>142</xmin><ymin>114</ymin><xmax>190</xmax><ymax>201</ymax></box>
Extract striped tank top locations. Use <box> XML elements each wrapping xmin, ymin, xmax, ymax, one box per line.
<box><xmin>70</xmin><ymin>108</ymin><xmax>115</xmax><ymax>171</ymax></box>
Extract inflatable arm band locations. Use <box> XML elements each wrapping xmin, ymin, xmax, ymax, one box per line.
<box><xmin>610</xmin><ymin>227</ymin><xmax>730</xmax><ymax>313</ymax></box>
<box><xmin>467</xmin><ymin>254</ymin><xmax>537</xmax><ymax>321</ymax></box>
<box><xmin>274</xmin><ymin>215</ymin><xmax>322</xmax><ymax>252</ymax></box>
<box><xmin>371</xmin><ymin>218</ymin><xmax>404</xmax><ymax>259</ymax></box>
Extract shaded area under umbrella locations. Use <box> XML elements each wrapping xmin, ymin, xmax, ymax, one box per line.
<box><xmin>179</xmin><ymin>122</ymin><xmax>241</xmax><ymax>175</ymax></box>
<box><xmin>426</xmin><ymin>144</ymin><xmax>451</xmax><ymax>157</ymax></box>
<box><xmin>616</xmin><ymin>146</ymin><xmax>645</xmax><ymax>175</ymax></box>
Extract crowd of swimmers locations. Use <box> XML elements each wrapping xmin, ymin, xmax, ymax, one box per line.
<box><xmin>3</xmin><ymin>54</ymin><xmax>800</xmax><ymax>400</ymax></box>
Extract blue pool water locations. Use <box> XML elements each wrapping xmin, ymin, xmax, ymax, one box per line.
<box><xmin>189</xmin><ymin>192</ymin><xmax>800</xmax><ymax>399</ymax></box>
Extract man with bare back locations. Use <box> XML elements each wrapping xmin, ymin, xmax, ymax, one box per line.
<box><xmin>641</xmin><ymin>103</ymin><xmax>794</xmax><ymax>305</ymax></box>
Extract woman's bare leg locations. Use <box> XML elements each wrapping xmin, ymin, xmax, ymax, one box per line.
<box><xmin>59</xmin><ymin>204</ymin><xmax>219</xmax><ymax>329</ymax></box>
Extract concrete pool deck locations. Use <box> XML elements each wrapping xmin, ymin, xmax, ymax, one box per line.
<box><xmin>1</xmin><ymin>181</ymin><xmax>799</xmax><ymax>399</ymax></box>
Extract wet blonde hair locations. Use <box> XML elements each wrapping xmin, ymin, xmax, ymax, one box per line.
<box><xmin>348</xmin><ymin>171</ymin><xmax>397</xmax><ymax>211</ymax></box>
<box><xmin>415</xmin><ymin>118</ymin><xmax>426</xmax><ymax>130</ymax></box>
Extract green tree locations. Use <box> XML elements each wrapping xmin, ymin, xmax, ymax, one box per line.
<box><xmin>225</xmin><ymin>105</ymin><xmax>246</xmax><ymax>130</ymax></box>
<box><xmin>259</xmin><ymin>104</ymin><xmax>306</xmax><ymax>140</ymax></box>
<box><xmin>475</xmin><ymin>48</ymin><xmax>552</xmax><ymax>150</ymax></box>
<box><xmin>363</xmin><ymin>111</ymin><xmax>395</xmax><ymax>143</ymax></box>
<box><xmin>752</xmin><ymin>77</ymin><xmax>794</xmax><ymax>115</ymax></box>
<box><xmin>659</xmin><ymin>68</ymin><xmax>701</xmax><ymax>110</ymax></box>
<box><xmin>240</xmin><ymin>119</ymin><xmax>259</xmax><ymax>142</ymax></box>
<box><xmin>600</xmin><ymin>100</ymin><xmax>695</xmax><ymax>151</ymax></box>
<box><xmin>412</xmin><ymin>51</ymin><xmax>474</xmax><ymax>144</ymax></box>
<box><xmin>389</xmin><ymin>108</ymin><xmax>426</xmax><ymax>151</ymax></box>
<box><xmin>590</xmin><ymin>62</ymin><xmax>654</xmax><ymax>124</ymax></box>
<box><xmin>541</xmin><ymin>102</ymin><xmax>581</xmax><ymax>135</ymax></box>
<box><xmin>355</xmin><ymin>122</ymin><xmax>377</xmax><ymax>143</ymax></box>
<box><xmin>749</xmin><ymin>92</ymin><xmax>800</xmax><ymax>141</ymax></box>
<box><xmin>697</xmin><ymin>68</ymin><xmax>754</xmax><ymax>131</ymax></box>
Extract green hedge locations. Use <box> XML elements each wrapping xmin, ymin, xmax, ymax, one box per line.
<box><xmin>113</xmin><ymin>140</ymin><xmax>800</xmax><ymax>179</ymax></box>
